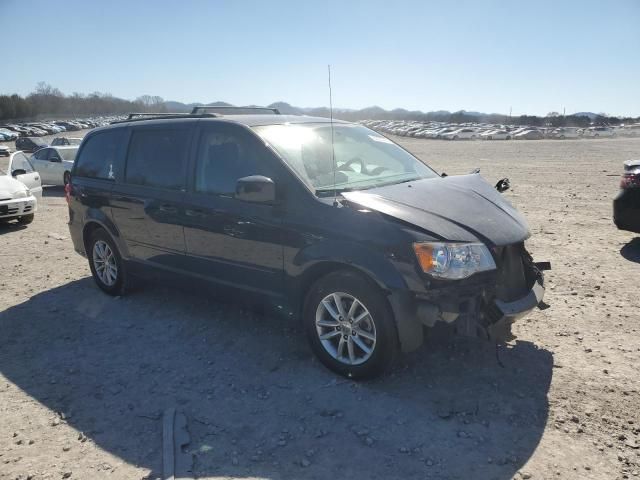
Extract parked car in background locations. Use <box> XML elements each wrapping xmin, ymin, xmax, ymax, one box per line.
<box><xmin>0</xmin><ymin>125</ymin><xmax>28</xmax><ymax>136</ymax></box>
<box><xmin>15</xmin><ymin>137</ymin><xmax>48</xmax><ymax>153</ymax></box>
<box><xmin>548</xmin><ymin>127</ymin><xmax>580</xmax><ymax>139</ymax></box>
<box><xmin>0</xmin><ymin>145</ymin><xmax>10</xmax><ymax>156</ymax></box>
<box><xmin>481</xmin><ymin>129</ymin><xmax>512</xmax><ymax>140</ymax></box>
<box><xmin>54</xmin><ymin>121</ymin><xmax>81</xmax><ymax>131</ymax></box>
<box><xmin>67</xmin><ymin>110</ymin><xmax>547</xmax><ymax>379</ymax></box>
<box><xmin>0</xmin><ymin>128</ymin><xmax>19</xmax><ymax>141</ymax></box>
<box><xmin>614</xmin><ymin>160</ymin><xmax>640</xmax><ymax>233</ymax></box>
<box><xmin>585</xmin><ymin>126</ymin><xmax>616</xmax><ymax>138</ymax></box>
<box><xmin>441</xmin><ymin>128</ymin><xmax>478</xmax><ymax>140</ymax></box>
<box><xmin>514</xmin><ymin>130</ymin><xmax>544</xmax><ymax>140</ymax></box>
<box><xmin>51</xmin><ymin>137</ymin><xmax>82</xmax><ymax>146</ymax></box>
<box><xmin>0</xmin><ymin>152</ymin><xmax>41</xmax><ymax>225</ymax></box>
<box><xmin>30</xmin><ymin>146</ymin><xmax>78</xmax><ymax>186</ymax></box>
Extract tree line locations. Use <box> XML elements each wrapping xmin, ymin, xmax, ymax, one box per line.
<box><xmin>0</xmin><ymin>83</ymin><xmax>167</xmax><ymax>121</ymax></box>
<box><xmin>2</xmin><ymin>83</ymin><xmax>637</xmax><ymax>127</ymax></box>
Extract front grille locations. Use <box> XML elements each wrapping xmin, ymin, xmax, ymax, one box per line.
<box><xmin>492</xmin><ymin>243</ymin><xmax>530</xmax><ymax>302</ymax></box>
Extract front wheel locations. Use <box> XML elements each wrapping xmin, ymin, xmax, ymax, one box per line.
<box><xmin>303</xmin><ymin>270</ymin><xmax>398</xmax><ymax>379</ymax></box>
<box><xmin>88</xmin><ymin>229</ymin><xmax>127</xmax><ymax>295</ymax></box>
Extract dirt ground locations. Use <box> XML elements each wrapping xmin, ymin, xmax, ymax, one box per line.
<box><xmin>1</xmin><ymin>134</ymin><xmax>639</xmax><ymax>480</ymax></box>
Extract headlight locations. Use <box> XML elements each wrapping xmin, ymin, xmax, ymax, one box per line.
<box><xmin>12</xmin><ymin>189</ymin><xmax>27</xmax><ymax>199</ymax></box>
<box><xmin>413</xmin><ymin>242</ymin><xmax>496</xmax><ymax>280</ymax></box>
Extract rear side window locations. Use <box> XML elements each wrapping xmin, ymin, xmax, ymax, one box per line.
<box><xmin>75</xmin><ymin>129</ymin><xmax>124</xmax><ymax>179</ymax></box>
<box><xmin>125</xmin><ymin>128</ymin><xmax>189</xmax><ymax>190</ymax></box>
<box><xmin>194</xmin><ymin>127</ymin><xmax>269</xmax><ymax>195</ymax></box>
<box><xmin>32</xmin><ymin>148</ymin><xmax>49</xmax><ymax>161</ymax></box>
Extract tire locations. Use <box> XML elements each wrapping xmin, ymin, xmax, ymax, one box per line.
<box><xmin>303</xmin><ymin>270</ymin><xmax>398</xmax><ymax>379</ymax></box>
<box><xmin>560</xmin><ymin>135</ymin><xmax>565</xmax><ymax>139</ymax></box>
<box><xmin>87</xmin><ymin>228</ymin><xmax>127</xmax><ymax>296</ymax></box>
<box><xmin>63</xmin><ymin>171</ymin><xmax>71</xmax><ymax>186</ymax></box>
<box><xmin>452</xmin><ymin>136</ymin><xmax>458</xmax><ymax>141</ymax></box>
<box><xmin>17</xmin><ymin>214</ymin><xmax>34</xmax><ymax>225</ymax></box>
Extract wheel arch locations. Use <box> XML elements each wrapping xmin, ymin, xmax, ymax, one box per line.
<box><xmin>290</xmin><ymin>253</ymin><xmax>419</xmax><ymax>351</ymax></box>
<box><xmin>81</xmin><ymin>214</ymin><xmax>129</xmax><ymax>260</ymax></box>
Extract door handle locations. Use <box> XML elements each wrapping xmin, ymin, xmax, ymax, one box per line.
<box><xmin>185</xmin><ymin>208</ymin><xmax>205</xmax><ymax>217</ymax></box>
<box><xmin>158</xmin><ymin>204</ymin><xmax>177</xmax><ymax>213</ymax></box>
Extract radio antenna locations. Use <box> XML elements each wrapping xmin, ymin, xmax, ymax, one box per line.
<box><xmin>328</xmin><ymin>64</ymin><xmax>338</xmax><ymax>207</ymax></box>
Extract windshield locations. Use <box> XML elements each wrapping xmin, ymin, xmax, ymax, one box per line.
<box><xmin>254</xmin><ymin>123</ymin><xmax>439</xmax><ymax>195</ymax></box>
<box><xmin>57</xmin><ymin>148</ymin><xmax>78</xmax><ymax>161</ymax></box>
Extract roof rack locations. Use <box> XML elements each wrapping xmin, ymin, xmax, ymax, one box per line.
<box><xmin>190</xmin><ymin>106</ymin><xmax>280</xmax><ymax>115</ymax></box>
<box><xmin>111</xmin><ymin>112</ymin><xmax>217</xmax><ymax>124</ymax></box>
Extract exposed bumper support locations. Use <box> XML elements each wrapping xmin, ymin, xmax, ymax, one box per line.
<box><xmin>486</xmin><ymin>274</ymin><xmax>545</xmax><ymax>340</ymax></box>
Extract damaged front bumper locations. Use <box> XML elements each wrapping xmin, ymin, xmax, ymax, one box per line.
<box><xmin>389</xmin><ymin>244</ymin><xmax>549</xmax><ymax>352</ymax></box>
<box><xmin>484</xmin><ymin>269</ymin><xmax>545</xmax><ymax>340</ymax></box>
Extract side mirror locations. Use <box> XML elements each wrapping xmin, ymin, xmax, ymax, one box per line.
<box><xmin>495</xmin><ymin>178</ymin><xmax>510</xmax><ymax>193</ymax></box>
<box><xmin>12</xmin><ymin>169</ymin><xmax>27</xmax><ymax>177</ymax></box>
<box><xmin>235</xmin><ymin>175</ymin><xmax>276</xmax><ymax>204</ymax></box>
<box><xmin>50</xmin><ymin>156</ymin><xmax>61</xmax><ymax>162</ymax></box>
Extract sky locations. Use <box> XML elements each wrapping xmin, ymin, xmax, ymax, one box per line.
<box><xmin>1</xmin><ymin>0</ymin><xmax>639</xmax><ymax>116</ymax></box>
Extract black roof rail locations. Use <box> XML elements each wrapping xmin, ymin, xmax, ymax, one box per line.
<box><xmin>190</xmin><ymin>106</ymin><xmax>281</xmax><ymax>115</ymax></box>
<box><xmin>111</xmin><ymin>112</ymin><xmax>217</xmax><ymax>124</ymax></box>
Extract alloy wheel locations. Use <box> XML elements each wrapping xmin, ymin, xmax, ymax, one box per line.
<box><xmin>92</xmin><ymin>240</ymin><xmax>118</xmax><ymax>286</ymax></box>
<box><xmin>315</xmin><ymin>292</ymin><xmax>377</xmax><ymax>365</ymax></box>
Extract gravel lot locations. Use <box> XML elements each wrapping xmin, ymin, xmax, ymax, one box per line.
<box><xmin>1</xmin><ymin>134</ymin><xmax>639</xmax><ymax>480</ymax></box>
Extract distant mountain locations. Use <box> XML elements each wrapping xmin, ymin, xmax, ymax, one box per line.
<box><xmin>573</xmin><ymin>112</ymin><xmax>598</xmax><ymax>120</ymax></box>
<box><xmin>162</xmin><ymin>101</ymin><xmax>629</xmax><ymax>123</ymax></box>
<box><xmin>267</xmin><ymin>102</ymin><xmax>304</xmax><ymax>115</ymax></box>
<box><xmin>164</xmin><ymin>100</ymin><xmax>233</xmax><ymax>113</ymax></box>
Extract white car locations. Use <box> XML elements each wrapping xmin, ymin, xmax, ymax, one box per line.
<box><xmin>0</xmin><ymin>128</ymin><xmax>19</xmax><ymax>141</ymax></box>
<box><xmin>30</xmin><ymin>146</ymin><xmax>78</xmax><ymax>186</ymax></box>
<box><xmin>584</xmin><ymin>127</ymin><xmax>616</xmax><ymax>138</ymax></box>
<box><xmin>549</xmin><ymin>127</ymin><xmax>581</xmax><ymax>139</ymax></box>
<box><xmin>481</xmin><ymin>129</ymin><xmax>512</xmax><ymax>140</ymax></box>
<box><xmin>441</xmin><ymin>128</ymin><xmax>478</xmax><ymax>140</ymax></box>
<box><xmin>1</xmin><ymin>152</ymin><xmax>42</xmax><ymax>225</ymax></box>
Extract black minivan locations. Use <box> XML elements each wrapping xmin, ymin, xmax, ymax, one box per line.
<box><xmin>67</xmin><ymin>108</ymin><xmax>546</xmax><ymax>379</ymax></box>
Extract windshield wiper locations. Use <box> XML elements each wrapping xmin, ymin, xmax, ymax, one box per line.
<box><xmin>315</xmin><ymin>176</ymin><xmax>422</xmax><ymax>197</ymax></box>
<box><xmin>315</xmin><ymin>186</ymin><xmax>358</xmax><ymax>197</ymax></box>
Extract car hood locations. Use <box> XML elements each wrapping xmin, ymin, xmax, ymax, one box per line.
<box><xmin>342</xmin><ymin>174</ymin><xmax>530</xmax><ymax>246</ymax></box>
<box><xmin>0</xmin><ymin>175</ymin><xmax>27</xmax><ymax>199</ymax></box>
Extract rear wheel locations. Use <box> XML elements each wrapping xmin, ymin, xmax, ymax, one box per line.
<box><xmin>88</xmin><ymin>229</ymin><xmax>126</xmax><ymax>295</ymax></box>
<box><xmin>303</xmin><ymin>270</ymin><xmax>398</xmax><ymax>379</ymax></box>
<box><xmin>17</xmin><ymin>214</ymin><xmax>34</xmax><ymax>225</ymax></box>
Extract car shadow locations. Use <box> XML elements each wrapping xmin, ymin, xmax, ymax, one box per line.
<box><xmin>620</xmin><ymin>237</ymin><xmax>640</xmax><ymax>263</ymax></box>
<box><xmin>0</xmin><ymin>278</ymin><xmax>552</xmax><ymax>479</ymax></box>
<box><xmin>0</xmin><ymin>219</ymin><xmax>27</xmax><ymax>234</ymax></box>
<box><xmin>43</xmin><ymin>185</ymin><xmax>66</xmax><ymax>198</ymax></box>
